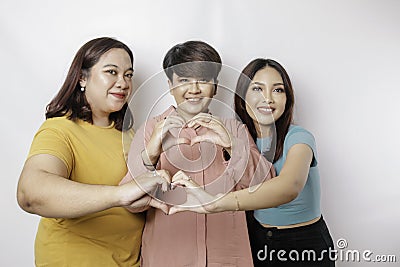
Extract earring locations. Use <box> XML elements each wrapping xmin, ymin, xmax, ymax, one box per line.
<box><xmin>80</xmin><ymin>87</ymin><xmax>85</xmax><ymax>92</ymax></box>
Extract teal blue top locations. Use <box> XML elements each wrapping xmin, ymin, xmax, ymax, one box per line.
<box><xmin>254</xmin><ymin>125</ymin><xmax>321</xmax><ymax>226</ymax></box>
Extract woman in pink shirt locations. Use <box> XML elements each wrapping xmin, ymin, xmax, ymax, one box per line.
<box><xmin>120</xmin><ymin>41</ymin><xmax>275</xmax><ymax>266</ymax></box>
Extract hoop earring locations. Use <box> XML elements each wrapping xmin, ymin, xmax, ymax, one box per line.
<box><xmin>80</xmin><ymin>87</ymin><xmax>85</xmax><ymax>92</ymax></box>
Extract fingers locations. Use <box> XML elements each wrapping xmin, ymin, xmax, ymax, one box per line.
<box><xmin>157</xmin><ymin>115</ymin><xmax>186</xmax><ymax>135</ymax></box>
<box><xmin>168</xmin><ymin>206</ymin><xmax>184</xmax><ymax>215</ymax></box>
<box><xmin>172</xmin><ymin>171</ymin><xmax>199</xmax><ymax>187</ymax></box>
<box><xmin>133</xmin><ymin>169</ymin><xmax>171</xmax><ymax>194</ymax></box>
<box><xmin>187</xmin><ymin>113</ymin><xmax>217</xmax><ymax>128</ymax></box>
<box><xmin>154</xmin><ymin>169</ymin><xmax>172</xmax><ymax>185</ymax></box>
<box><xmin>165</xmin><ymin>115</ymin><xmax>186</xmax><ymax>126</ymax></box>
<box><xmin>175</xmin><ymin>137</ymin><xmax>191</xmax><ymax>146</ymax></box>
<box><xmin>148</xmin><ymin>198</ymin><xmax>169</xmax><ymax>215</ymax></box>
<box><xmin>125</xmin><ymin>195</ymin><xmax>152</xmax><ymax>212</ymax></box>
<box><xmin>190</xmin><ymin>135</ymin><xmax>208</xmax><ymax>146</ymax></box>
<box><xmin>161</xmin><ymin>122</ymin><xmax>185</xmax><ymax>135</ymax></box>
<box><xmin>161</xmin><ymin>136</ymin><xmax>190</xmax><ymax>152</ymax></box>
<box><xmin>148</xmin><ymin>116</ymin><xmax>186</xmax><ymax>152</ymax></box>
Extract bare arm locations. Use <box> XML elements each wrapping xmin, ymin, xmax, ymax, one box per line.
<box><xmin>17</xmin><ymin>154</ymin><xmax>169</xmax><ymax>218</ymax></box>
<box><xmin>169</xmin><ymin>144</ymin><xmax>312</xmax><ymax>214</ymax></box>
<box><xmin>222</xmin><ymin>144</ymin><xmax>312</xmax><ymax>210</ymax></box>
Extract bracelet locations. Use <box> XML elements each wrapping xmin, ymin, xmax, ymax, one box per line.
<box><xmin>143</xmin><ymin>162</ymin><xmax>157</xmax><ymax>168</ymax></box>
<box><xmin>233</xmin><ymin>192</ymin><xmax>240</xmax><ymax>211</ymax></box>
<box><xmin>141</xmin><ymin>149</ymin><xmax>159</xmax><ymax>169</ymax></box>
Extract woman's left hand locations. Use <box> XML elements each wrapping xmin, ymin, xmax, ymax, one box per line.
<box><xmin>186</xmin><ymin>113</ymin><xmax>233</xmax><ymax>153</ymax></box>
<box><xmin>168</xmin><ymin>170</ymin><xmax>223</xmax><ymax>215</ymax></box>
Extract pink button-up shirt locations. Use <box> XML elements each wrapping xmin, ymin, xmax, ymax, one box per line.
<box><xmin>124</xmin><ymin>106</ymin><xmax>275</xmax><ymax>267</ymax></box>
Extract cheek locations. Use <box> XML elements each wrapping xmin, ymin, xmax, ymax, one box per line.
<box><xmin>245</xmin><ymin>103</ymin><xmax>256</xmax><ymax>120</ymax></box>
<box><xmin>280</xmin><ymin>98</ymin><xmax>287</xmax><ymax>110</ymax></box>
<box><xmin>204</xmin><ymin>85</ymin><xmax>216</xmax><ymax>97</ymax></box>
<box><xmin>245</xmin><ymin>94</ymin><xmax>258</xmax><ymax>110</ymax></box>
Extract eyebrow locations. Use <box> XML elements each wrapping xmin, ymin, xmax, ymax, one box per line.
<box><xmin>103</xmin><ymin>64</ymin><xmax>134</xmax><ymax>72</ymax></box>
<box><xmin>252</xmin><ymin>81</ymin><xmax>284</xmax><ymax>86</ymax></box>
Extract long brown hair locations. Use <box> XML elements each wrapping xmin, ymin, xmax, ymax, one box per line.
<box><xmin>234</xmin><ymin>59</ymin><xmax>294</xmax><ymax>162</ymax></box>
<box><xmin>46</xmin><ymin>37</ymin><xmax>134</xmax><ymax>131</ymax></box>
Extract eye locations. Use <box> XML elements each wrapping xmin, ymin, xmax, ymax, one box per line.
<box><xmin>197</xmin><ymin>78</ymin><xmax>208</xmax><ymax>83</ymax></box>
<box><xmin>252</xmin><ymin>86</ymin><xmax>262</xmax><ymax>92</ymax></box>
<box><xmin>179</xmin><ymin>78</ymin><xmax>189</xmax><ymax>83</ymax></box>
<box><xmin>106</xmin><ymin>69</ymin><xmax>117</xmax><ymax>75</ymax></box>
<box><xmin>273</xmin><ymin>87</ymin><xmax>285</xmax><ymax>93</ymax></box>
<box><xmin>125</xmin><ymin>73</ymin><xmax>133</xmax><ymax>79</ymax></box>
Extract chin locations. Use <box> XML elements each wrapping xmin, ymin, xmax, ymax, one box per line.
<box><xmin>109</xmin><ymin>106</ymin><xmax>124</xmax><ymax>113</ymax></box>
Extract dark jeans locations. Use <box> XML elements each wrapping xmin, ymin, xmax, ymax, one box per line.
<box><xmin>246</xmin><ymin>213</ymin><xmax>335</xmax><ymax>267</ymax></box>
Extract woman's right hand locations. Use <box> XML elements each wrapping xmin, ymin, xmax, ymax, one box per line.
<box><xmin>117</xmin><ymin>170</ymin><xmax>171</xmax><ymax>213</ymax></box>
<box><xmin>143</xmin><ymin>115</ymin><xmax>189</xmax><ymax>165</ymax></box>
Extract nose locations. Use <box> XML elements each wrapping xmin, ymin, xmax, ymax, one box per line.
<box><xmin>263</xmin><ymin>90</ymin><xmax>274</xmax><ymax>104</ymax></box>
<box><xmin>187</xmin><ymin>81</ymin><xmax>201</xmax><ymax>94</ymax></box>
<box><xmin>116</xmin><ymin>75</ymin><xmax>130</xmax><ymax>89</ymax></box>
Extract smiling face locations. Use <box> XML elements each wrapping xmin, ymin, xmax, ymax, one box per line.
<box><xmin>245</xmin><ymin>67</ymin><xmax>287</xmax><ymax>136</ymax></box>
<box><xmin>80</xmin><ymin>48</ymin><xmax>133</xmax><ymax>123</ymax></box>
<box><xmin>169</xmin><ymin>73</ymin><xmax>216</xmax><ymax>121</ymax></box>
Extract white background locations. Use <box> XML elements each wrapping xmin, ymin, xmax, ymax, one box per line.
<box><xmin>1</xmin><ymin>0</ymin><xmax>399</xmax><ymax>266</ymax></box>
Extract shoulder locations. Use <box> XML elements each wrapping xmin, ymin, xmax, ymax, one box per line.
<box><xmin>40</xmin><ymin>116</ymin><xmax>77</xmax><ymax>131</ymax></box>
<box><xmin>287</xmin><ymin>125</ymin><xmax>313</xmax><ymax>136</ymax></box>
<box><xmin>285</xmin><ymin>125</ymin><xmax>315</xmax><ymax>143</ymax></box>
<box><xmin>36</xmin><ymin>117</ymin><xmax>90</xmax><ymax>141</ymax></box>
<box><xmin>284</xmin><ymin>125</ymin><xmax>318</xmax><ymax>163</ymax></box>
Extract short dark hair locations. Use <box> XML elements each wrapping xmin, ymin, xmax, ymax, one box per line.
<box><xmin>45</xmin><ymin>37</ymin><xmax>134</xmax><ymax>131</ymax></box>
<box><xmin>234</xmin><ymin>59</ymin><xmax>295</xmax><ymax>162</ymax></box>
<box><xmin>162</xmin><ymin>40</ymin><xmax>222</xmax><ymax>82</ymax></box>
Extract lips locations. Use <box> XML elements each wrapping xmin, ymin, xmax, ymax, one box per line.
<box><xmin>185</xmin><ymin>97</ymin><xmax>202</xmax><ymax>103</ymax></box>
<box><xmin>257</xmin><ymin>106</ymin><xmax>274</xmax><ymax>115</ymax></box>
<box><xmin>110</xmin><ymin>92</ymin><xmax>126</xmax><ymax>99</ymax></box>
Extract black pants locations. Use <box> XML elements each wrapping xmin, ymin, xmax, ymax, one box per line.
<box><xmin>246</xmin><ymin>213</ymin><xmax>335</xmax><ymax>267</ymax></box>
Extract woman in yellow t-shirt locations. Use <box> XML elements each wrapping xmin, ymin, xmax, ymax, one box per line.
<box><xmin>17</xmin><ymin>37</ymin><xmax>170</xmax><ymax>267</ymax></box>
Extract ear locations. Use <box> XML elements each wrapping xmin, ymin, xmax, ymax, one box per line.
<box><xmin>213</xmin><ymin>79</ymin><xmax>219</xmax><ymax>95</ymax></box>
<box><xmin>79</xmin><ymin>71</ymin><xmax>88</xmax><ymax>87</ymax></box>
<box><xmin>168</xmin><ymin>79</ymin><xmax>174</xmax><ymax>95</ymax></box>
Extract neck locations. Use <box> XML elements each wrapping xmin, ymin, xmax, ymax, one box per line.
<box><xmin>175</xmin><ymin>107</ymin><xmax>209</xmax><ymax>122</ymax></box>
<box><xmin>256</xmin><ymin>124</ymin><xmax>273</xmax><ymax>138</ymax></box>
<box><xmin>92</xmin><ymin>113</ymin><xmax>111</xmax><ymax>127</ymax></box>
<box><xmin>176</xmin><ymin>109</ymin><xmax>192</xmax><ymax>122</ymax></box>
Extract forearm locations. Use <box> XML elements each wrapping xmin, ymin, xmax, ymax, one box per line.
<box><xmin>17</xmin><ymin>170</ymin><xmax>122</xmax><ymax>218</ymax></box>
<box><xmin>217</xmin><ymin>144</ymin><xmax>312</xmax><ymax>211</ymax></box>
<box><xmin>218</xmin><ymin>176</ymin><xmax>298</xmax><ymax>211</ymax></box>
<box><xmin>126</xmin><ymin>122</ymin><xmax>160</xmax><ymax>176</ymax></box>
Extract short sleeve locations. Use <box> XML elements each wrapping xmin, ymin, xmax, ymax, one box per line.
<box><xmin>28</xmin><ymin>126</ymin><xmax>74</xmax><ymax>175</ymax></box>
<box><xmin>285</xmin><ymin>127</ymin><xmax>318</xmax><ymax>167</ymax></box>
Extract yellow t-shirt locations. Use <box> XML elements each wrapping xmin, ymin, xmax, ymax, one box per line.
<box><xmin>28</xmin><ymin>117</ymin><xmax>145</xmax><ymax>267</ymax></box>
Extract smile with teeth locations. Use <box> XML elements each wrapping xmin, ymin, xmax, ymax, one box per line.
<box><xmin>258</xmin><ymin>107</ymin><xmax>273</xmax><ymax>112</ymax></box>
<box><xmin>186</xmin><ymin>97</ymin><xmax>202</xmax><ymax>103</ymax></box>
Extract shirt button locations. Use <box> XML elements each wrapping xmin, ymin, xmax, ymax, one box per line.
<box><xmin>267</xmin><ymin>231</ymin><xmax>273</xmax><ymax>237</ymax></box>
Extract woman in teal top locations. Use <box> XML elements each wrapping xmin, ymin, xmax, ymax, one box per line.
<box><xmin>170</xmin><ymin>59</ymin><xmax>335</xmax><ymax>266</ymax></box>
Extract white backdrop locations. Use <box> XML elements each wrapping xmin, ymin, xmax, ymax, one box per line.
<box><xmin>1</xmin><ymin>0</ymin><xmax>399</xmax><ymax>266</ymax></box>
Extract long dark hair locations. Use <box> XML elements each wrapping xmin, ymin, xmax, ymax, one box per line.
<box><xmin>234</xmin><ymin>59</ymin><xmax>294</xmax><ymax>162</ymax></box>
<box><xmin>46</xmin><ymin>37</ymin><xmax>134</xmax><ymax>131</ymax></box>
